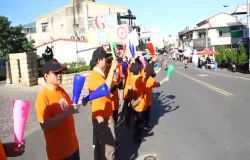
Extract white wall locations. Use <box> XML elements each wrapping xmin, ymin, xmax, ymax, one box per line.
<box><xmin>209</xmin><ymin>13</ymin><xmax>237</xmax><ymax>28</ymax></box>
<box><xmin>36</xmin><ymin>40</ymin><xmax>96</xmax><ymax>65</ymax></box>
<box><xmin>29</xmin><ymin>2</ymin><xmax>128</xmax><ymax>47</ymax></box>
<box><xmin>209</xmin><ymin>29</ymin><xmax>231</xmax><ymax>46</ymax></box>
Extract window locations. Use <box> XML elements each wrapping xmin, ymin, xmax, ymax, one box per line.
<box><xmin>198</xmin><ymin>30</ymin><xmax>206</xmax><ymax>38</ymax></box>
<box><xmin>41</xmin><ymin>22</ymin><xmax>48</xmax><ymax>32</ymax></box>
<box><xmin>231</xmin><ymin>29</ymin><xmax>244</xmax><ymax>38</ymax></box>
<box><xmin>217</xmin><ymin>27</ymin><xmax>230</xmax><ymax>37</ymax></box>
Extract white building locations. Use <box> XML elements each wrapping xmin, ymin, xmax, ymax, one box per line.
<box><xmin>23</xmin><ymin>0</ymin><xmax>130</xmax><ymax>64</ymax></box>
<box><xmin>179</xmin><ymin>12</ymin><xmax>245</xmax><ymax>51</ymax></box>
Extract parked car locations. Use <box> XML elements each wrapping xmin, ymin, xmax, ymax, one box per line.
<box><xmin>0</xmin><ymin>59</ymin><xmax>6</xmax><ymax>78</ymax></box>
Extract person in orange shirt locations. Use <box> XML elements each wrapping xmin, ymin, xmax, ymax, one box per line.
<box><xmin>88</xmin><ymin>47</ymin><xmax>118</xmax><ymax>160</ymax></box>
<box><xmin>35</xmin><ymin>59</ymin><xmax>80</xmax><ymax>160</ymax></box>
<box><xmin>143</xmin><ymin>62</ymin><xmax>161</xmax><ymax>131</ymax></box>
<box><xmin>0</xmin><ymin>139</ymin><xmax>25</xmax><ymax>160</ymax></box>
<box><xmin>128</xmin><ymin>61</ymin><xmax>147</xmax><ymax>142</ymax></box>
<box><xmin>122</xmin><ymin>59</ymin><xmax>139</xmax><ymax>127</ymax></box>
<box><xmin>104</xmin><ymin>57</ymin><xmax>121</xmax><ymax>124</ymax></box>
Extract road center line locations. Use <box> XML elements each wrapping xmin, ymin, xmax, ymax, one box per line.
<box><xmin>175</xmin><ymin>69</ymin><xmax>233</xmax><ymax>96</ymax></box>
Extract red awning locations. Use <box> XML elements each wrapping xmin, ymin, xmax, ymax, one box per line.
<box><xmin>198</xmin><ymin>49</ymin><xmax>217</xmax><ymax>55</ymax></box>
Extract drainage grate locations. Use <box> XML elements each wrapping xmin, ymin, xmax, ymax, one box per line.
<box><xmin>144</xmin><ymin>155</ymin><xmax>157</xmax><ymax>160</ymax></box>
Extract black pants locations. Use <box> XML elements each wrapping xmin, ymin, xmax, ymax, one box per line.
<box><xmin>120</xmin><ymin>100</ymin><xmax>132</xmax><ymax>125</ymax></box>
<box><xmin>134</xmin><ymin>111</ymin><xmax>145</xmax><ymax>141</ymax></box>
<box><xmin>64</xmin><ymin>149</ymin><xmax>80</xmax><ymax>160</ymax></box>
<box><xmin>113</xmin><ymin>110</ymin><xmax>118</xmax><ymax>124</ymax></box>
<box><xmin>144</xmin><ymin>106</ymin><xmax>151</xmax><ymax>127</ymax></box>
<box><xmin>92</xmin><ymin>118</ymin><xmax>116</xmax><ymax>160</ymax></box>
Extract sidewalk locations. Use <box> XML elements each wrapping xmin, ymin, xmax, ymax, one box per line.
<box><xmin>171</xmin><ymin>58</ymin><xmax>250</xmax><ymax>80</ymax></box>
<box><xmin>0</xmin><ymin>82</ymin><xmax>94</xmax><ymax>159</ymax></box>
<box><xmin>1</xmin><ymin>79</ymin><xmax>169</xmax><ymax>160</ymax></box>
<box><xmin>198</xmin><ymin>66</ymin><xmax>250</xmax><ymax>81</ymax></box>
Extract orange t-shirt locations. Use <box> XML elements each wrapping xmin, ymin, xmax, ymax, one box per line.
<box><xmin>123</xmin><ymin>64</ymin><xmax>132</xmax><ymax>101</ymax></box>
<box><xmin>87</xmin><ymin>70</ymin><xmax>113</xmax><ymax>119</ymax></box>
<box><xmin>111</xmin><ymin>88</ymin><xmax>119</xmax><ymax>110</ymax></box>
<box><xmin>0</xmin><ymin>139</ymin><xmax>7</xmax><ymax>160</ymax></box>
<box><xmin>130</xmin><ymin>74</ymin><xmax>146</xmax><ymax>112</ymax></box>
<box><xmin>145</xmin><ymin>76</ymin><xmax>158</xmax><ymax>107</ymax></box>
<box><xmin>117</xmin><ymin>63</ymin><xmax>123</xmax><ymax>77</ymax></box>
<box><xmin>35</xmin><ymin>86</ymin><xmax>79</xmax><ymax>160</ymax></box>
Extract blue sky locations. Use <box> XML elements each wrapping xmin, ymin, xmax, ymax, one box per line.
<box><xmin>0</xmin><ymin>0</ymin><xmax>246</xmax><ymax>36</ymax></box>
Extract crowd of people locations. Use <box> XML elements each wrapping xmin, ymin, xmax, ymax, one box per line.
<box><xmin>0</xmin><ymin>45</ymin><xmax>168</xmax><ymax>160</ymax></box>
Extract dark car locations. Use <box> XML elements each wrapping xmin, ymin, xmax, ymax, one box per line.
<box><xmin>0</xmin><ymin>59</ymin><xmax>6</xmax><ymax>78</ymax></box>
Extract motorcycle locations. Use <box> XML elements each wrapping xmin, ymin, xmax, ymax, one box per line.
<box><xmin>183</xmin><ymin>59</ymin><xmax>188</xmax><ymax>68</ymax></box>
<box><xmin>230</xmin><ymin>63</ymin><xmax>236</xmax><ymax>72</ymax></box>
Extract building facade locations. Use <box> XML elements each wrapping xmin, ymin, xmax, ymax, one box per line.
<box><xmin>178</xmin><ymin>13</ymin><xmax>245</xmax><ymax>51</ymax></box>
<box><xmin>23</xmin><ymin>0</ymin><xmax>129</xmax><ymax>63</ymax></box>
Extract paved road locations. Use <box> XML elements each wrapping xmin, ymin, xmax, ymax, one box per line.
<box><xmin>155</xmin><ymin>58</ymin><xmax>250</xmax><ymax>160</ymax></box>
<box><xmin>1</xmin><ymin>57</ymin><xmax>250</xmax><ymax>160</ymax></box>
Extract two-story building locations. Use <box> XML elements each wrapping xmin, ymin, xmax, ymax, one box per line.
<box><xmin>23</xmin><ymin>0</ymin><xmax>130</xmax><ymax>64</ymax></box>
<box><xmin>178</xmin><ymin>12</ymin><xmax>245</xmax><ymax>51</ymax></box>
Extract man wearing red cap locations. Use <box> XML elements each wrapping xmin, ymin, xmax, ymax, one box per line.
<box><xmin>35</xmin><ymin>58</ymin><xmax>80</xmax><ymax>160</ymax></box>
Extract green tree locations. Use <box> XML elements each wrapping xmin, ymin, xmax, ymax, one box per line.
<box><xmin>226</xmin><ymin>48</ymin><xmax>237</xmax><ymax>64</ymax></box>
<box><xmin>0</xmin><ymin>16</ymin><xmax>35</xmax><ymax>60</ymax></box>
<box><xmin>23</xmin><ymin>39</ymin><xmax>36</xmax><ymax>52</ymax></box>
<box><xmin>238</xmin><ymin>42</ymin><xmax>248</xmax><ymax>65</ymax></box>
<box><xmin>216</xmin><ymin>46</ymin><xmax>227</xmax><ymax>65</ymax></box>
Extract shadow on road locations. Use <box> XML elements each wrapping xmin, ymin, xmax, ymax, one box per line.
<box><xmin>115</xmin><ymin>91</ymin><xmax>180</xmax><ymax>160</ymax></box>
<box><xmin>150</xmin><ymin>91</ymin><xmax>180</xmax><ymax>128</ymax></box>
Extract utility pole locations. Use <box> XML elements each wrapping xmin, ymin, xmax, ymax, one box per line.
<box><xmin>108</xmin><ymin>0</ymin><xmax>111</xmax><ymax>14</ymax></box>
<box><xmin>73</xmin><ymin>0</ymin><xmax>79</xmax><ymax>65</ymax></box>
<box><xmin>206</xmin><ymin>27</ymin><xmax>208</xmax><ymax>49</ymax></box>
<box><xmin>247</xmin><ymin>0</ymin><xmax>250</xmax><ymax>71</ymax></box>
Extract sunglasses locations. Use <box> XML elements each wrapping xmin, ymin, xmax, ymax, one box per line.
<box><xmin>50</xmin><ymin>71</ymin><xmax>62</xmax><ymax>76</ymax></box>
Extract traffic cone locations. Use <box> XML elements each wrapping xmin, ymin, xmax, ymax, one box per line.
<box><xmin>122</xmin><ymin>61</ymin><xmax>128</xmax><ymax>76</ymax></box>
<box><xmin>72</xmin><ymin>74</ymin><xmax>86</xmax><ymax>105</ymax></box>
<box><xmin>167</xmin><ymin>64</ymin><xmax>174</xmax><ymax>80</ymax></box>
<box><xmin>112</xmin><ymin>42</ymin><xmax>118</xmax><ymax>52</ymax></box>
<box><xmin>146</xmin><ymin>42</ymin><xmax>155</xmax><ymax>55</ymax></box>
<box><xmin>83</xmin><ymin>83</ymin><xmax>110</xmax><ymax>102</ymax></box>
<box><xmin>139</xmin><ymin>56</ymin><xmax>146</xmax><ymax>68</ymax></box>
<box><xmin>129</xmin><ymin>44</ymin><xmax>135</xmax><ymax>59</ymax></box>
<box><xmin>13</xmin><ymin>100</ymin><xmax>31</xmax><ymax>145</ymax></box>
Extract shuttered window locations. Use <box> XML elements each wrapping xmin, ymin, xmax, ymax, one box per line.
<box><xmin>217</xmin><ymin>27</ymin><xmax>230</xmax><ymax>37</ymax></box>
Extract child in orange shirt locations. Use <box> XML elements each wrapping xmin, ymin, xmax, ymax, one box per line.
<box><xmin>128</xmin><ymin>61</ymin><xmax>147</xmax><ymax>142</ymax></box>
<box><xmin>144</xmin><ymin>62</ymin><xmax>161</xmax><ymax>131</ymax></box>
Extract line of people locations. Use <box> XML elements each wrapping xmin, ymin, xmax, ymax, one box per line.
<box><xmin>86</xmin><ymin>46</ymin><xmax>167</xmax><ymax>160</ymax></box>
<box><xmin>0</xmin><ymin>46</ymin><xmax>167</xmax><ymax>160</ymax></box>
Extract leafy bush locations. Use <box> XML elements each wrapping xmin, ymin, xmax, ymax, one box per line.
<box><xmin>64</xmin><ymin>61</ymin><xmax>90</xmax><ymax>74</ymax></box>
<box><xmin>215</xmin><ymin>42</ymin><xmax>249</xmax><ymax>71</ymax></box>
<box><xmin>215</xmin><ymin>46</ymin><xmax>227</xmax><ymax>66</ymax></box>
